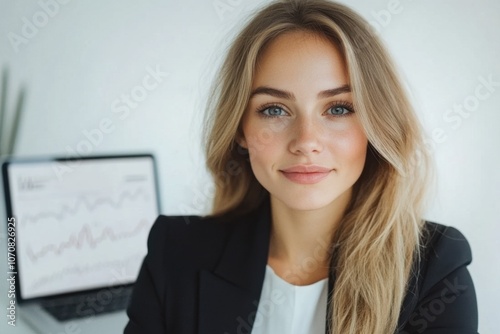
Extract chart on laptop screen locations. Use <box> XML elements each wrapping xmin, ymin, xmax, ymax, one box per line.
<box><xmin>5</xmin><ymin>156</ymin><xmax>159</xmax><ymax>300</ymax></box>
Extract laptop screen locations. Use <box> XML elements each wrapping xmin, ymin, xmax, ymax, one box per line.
<box><xmin>2</xmin><ymin>154</ymin><xmax>161</xmax><ymax>301</ymax></box>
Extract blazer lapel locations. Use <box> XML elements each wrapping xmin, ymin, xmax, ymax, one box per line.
<box><xmin>198</xmin><ymin>200</ymin><xmax>272</xmax><ymax>334</ymax></box>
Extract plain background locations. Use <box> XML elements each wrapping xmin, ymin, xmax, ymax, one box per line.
<box><xmin>0</xmin><ymin>0</ymin><xmax>498</xmax><ymax>333</ymax></box>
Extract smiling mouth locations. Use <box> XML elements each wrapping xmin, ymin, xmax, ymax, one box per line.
<box><xmin>279</xmin><ymin>164</ymin><xmax>333</xmax><ymax>184</ymax></box>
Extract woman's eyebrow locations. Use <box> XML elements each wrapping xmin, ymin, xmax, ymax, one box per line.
<box><xmin>250</xmin><ymin>86</ymin><xmax>293</xmax><ymax>99</ymax></box>
<box><xmin>318</xmin><ymin>84</ymin><xmax>351</xmax><ymax>98</ymax></box>
<box><xmin>250</xmin><ymin>84</ymin><xmax>351</xmax><ymax>100</ymax></box>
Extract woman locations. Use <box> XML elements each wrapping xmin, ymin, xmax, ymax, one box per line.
<box><xmin>124</xmin><ymin>0</ymin><xmax>478</xmax><ymax>333</ymax></box>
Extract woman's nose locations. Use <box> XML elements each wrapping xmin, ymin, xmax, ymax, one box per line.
<box><xmin>287</xmin><ymin>117</ymin><xmax>324</xmax><ymax>155</ymax></box>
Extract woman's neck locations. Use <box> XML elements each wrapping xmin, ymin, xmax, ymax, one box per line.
<box><xmin>267</xmin><ymin>189</ymin><xmax>351</xmax><ymax>285</ymax></box>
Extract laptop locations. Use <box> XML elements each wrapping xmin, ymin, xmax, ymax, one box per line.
<box><xmin>1</xmin><ymin>153</ymin><xmax>161</xmax><ymax>334</ymax></box>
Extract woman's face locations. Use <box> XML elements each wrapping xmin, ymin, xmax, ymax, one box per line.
<box><xmin>239</xmin><ymin>30</ymin><xmax>368</xmax><ymax>211</ymax></box>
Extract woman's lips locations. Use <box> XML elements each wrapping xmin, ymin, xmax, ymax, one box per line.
<box><xmin>279</xmin><ymin>165</ymin><xmax>332</xmax><ymax>184</ymax></box>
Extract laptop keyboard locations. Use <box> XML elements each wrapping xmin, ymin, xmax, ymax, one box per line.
<box><xmin>40</xmin><ymin>285</ymin><xmax>134</xmax><ymax>321</ymax></box>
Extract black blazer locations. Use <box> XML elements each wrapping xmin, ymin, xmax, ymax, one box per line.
<box><xmin>124</xmin><ymin>200</ymin><xmax>478</xmax><ymax>334</ymax></box>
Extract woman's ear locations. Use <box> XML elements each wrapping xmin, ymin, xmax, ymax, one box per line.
<box><xmin>235</xmin><ymin>129</ymin><xmax>248</xmax><ymax>149</ymax></box>
<box><xmin>235</xmin><ymin>136</ymin><xmax>248</xmax><ymax>149</ymax></box>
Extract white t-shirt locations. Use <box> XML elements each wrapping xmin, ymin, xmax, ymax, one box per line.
<box><xmin>251</xmin><ymin>265</ymin><xmax>328</xmax><ymax>334</ymax></box>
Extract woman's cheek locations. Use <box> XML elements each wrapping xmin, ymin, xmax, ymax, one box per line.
<box><xmin>245</xmin><ymin>118</ymin><xmax>289</xmax><ymax>156</ymax></box>
<box><xmin>333</xmin><ymin>126</ymin><xmax>368</xmax><ymax>165</ymax></box>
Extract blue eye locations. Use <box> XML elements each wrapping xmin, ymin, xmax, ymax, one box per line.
<box><xmin>327</xmin><ymin>104</ymin><xmax>353</xmax><ymax>116</ymax></box>
<box><xmin>260</xmin><ymin>106</ymin><xmax>287</xmax><ymax>117</ymax></box>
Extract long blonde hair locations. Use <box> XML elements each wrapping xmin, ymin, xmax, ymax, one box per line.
<box><xmin>203</xmin><ymin>0</ymin><xmax>432</xmax><ymax>333</ymax></box>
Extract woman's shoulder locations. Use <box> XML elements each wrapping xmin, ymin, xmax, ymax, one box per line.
<box><xmin>418</xmin><ymin>220</ymin><xmax>474</xmax><ymax>295</ymax></box>
<box><xmin>398</xmin><ymin>221</ymin><xmax>477</xmax><ymax>331</ymax></box>
<box><xmin>143</xmin><ymin>212</ymin><xmax>250</xmax><ymax>269</ymax></box>
<box><xmin>148</xmin><ymin>205</ymin><xmax>264</xmax><ymax>242</ymax></box>
<box><xmin>421</xmin><ymin>221</ymin><xmax>473</xmax><ymax>267</ymax></box>
<box><xmin>149</xmin><ymin>213</ymin><xmax>231</xmax><ymax>236</ymax></box>
<box><xmin>146</xmin><ymin>213</ymin><xmax>236</xmax><ymax>251</ymax></box>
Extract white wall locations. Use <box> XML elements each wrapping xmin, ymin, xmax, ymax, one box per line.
<box><xmin>0</xmin><ymin>0</ymin><xmax>498</xmax><ymax>332</ymax></box>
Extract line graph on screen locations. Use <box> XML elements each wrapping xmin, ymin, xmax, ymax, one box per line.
<box><xmin>26</xmin><ymin>218</ymin><xmax>150</xmax><ymax>263</ymax></box>
<box><xmin>19</xmin><ymin>187</ymin><xmax>151</xmax><ymax>225</ymax></box>
<box><xmin>7</xmin><ymin>158</ymin><xmax>159</xmax><ymax>299</ymax></box>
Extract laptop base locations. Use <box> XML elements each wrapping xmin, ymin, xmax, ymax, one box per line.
<box><xmin>19</xmin><ymin>303</ymin><xmax>128</xmax><ymax>334</ymax></box>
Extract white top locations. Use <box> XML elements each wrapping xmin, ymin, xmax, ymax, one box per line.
<box><xmin>251</xmin><ymin>265</ymin><xmax>328</xmax><ymax>334</ymax></box>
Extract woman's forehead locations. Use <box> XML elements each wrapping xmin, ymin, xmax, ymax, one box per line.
<box><xmin>252</xmin><ymin>30</ymin><xmax>348</xmax><ymax>96</ymax></box>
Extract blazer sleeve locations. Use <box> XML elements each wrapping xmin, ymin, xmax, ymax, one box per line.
<box><xmin>399</xmin><ymin>225</ymin><xmax>478</xmax><ymax>334</ymax></box>
<box><xmin>124</xmin><ymin>216</ymin><xmax>168</xmax><ymax>334</ymax></box>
